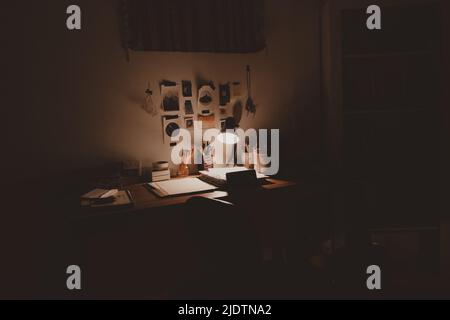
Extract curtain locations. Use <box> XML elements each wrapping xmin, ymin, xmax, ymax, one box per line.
<box><xmin>120</xmin><ymin>0</ymin><xmax>266</xmax><ymax>53</ymax></box>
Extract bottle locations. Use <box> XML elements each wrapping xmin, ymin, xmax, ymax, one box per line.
<box><xmin>177</xmin><ymin>150</ymin><xmax>190</xmax><ymax>177</ymax></box>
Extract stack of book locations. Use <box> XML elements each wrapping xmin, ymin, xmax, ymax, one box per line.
<box><xmin>152</xmin><ymin>161</ymin><xmax>171</xmax><ymax>182</ymax></box>
<box><xmin>152</xmin><ymin>169</ymin><xmax>170</xmax><ymax>182</ymax></box>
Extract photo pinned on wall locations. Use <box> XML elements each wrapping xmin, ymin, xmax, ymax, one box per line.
<box><xmin>185</xmin><ymin>116</ymin><xmax>194</xmax><ymax>130</ymax></box>
<box><xmin>220</xmin><ymin>119</ymin><xmax>227</xmax><ymax>132</ymax></box>
<box><xmin>161</xmin><ymin>81</ymin><xmax>180</xmax><ymax>113</ymax></box>
<box><xmin>219</xmin><ymin>83</ymin><xmax>231</xmax><ymax>107</ymax></box>
<box><xmin>198</xmin><ymin>85</ymin><xmax>215</xmax><ymax>116</ymax></box>
<box><xmin>198</xmin><ymin>114</ymin><xmax>216</xmax><ymax>130</ymax></box>
<box><xmin>182</xmin><ymin>80</ymin><xmax>193</xmax><ymax>98</ymax></box>
<box><xmin>162</xmin><ymin>115</ymin><xmax>181</xmax><ymax>145</ymax></box>
<box><xmin>184</xmin><ymin>100</ymin><xmax>194</xmax><ymax>115</ymax></box>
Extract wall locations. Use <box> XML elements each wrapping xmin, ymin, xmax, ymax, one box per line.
<box><xmin>4</xmin><ymin>0</ymin><xmax>322</xmax><ymax>184</ymax></box>
<box><xmin>441</xmin><ymin>1</ymin><xmax>450</xmax><ymax>287</ymax></box>
<box><xmin>0</xmin><ymin>0</ymin><xmax>323</xmax><ymax>297</ymax></box>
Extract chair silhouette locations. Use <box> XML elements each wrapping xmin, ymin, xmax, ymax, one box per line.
<box><xmin>177</xmin><ymin>197</ymin><xmax>263</xmax><ymax>299</ymax></box>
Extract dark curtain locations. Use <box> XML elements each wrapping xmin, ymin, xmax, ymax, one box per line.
<box><xmin>120</xmin><ymin>0</ymin><xmax>266</xmax><ymax>53</ymax></box>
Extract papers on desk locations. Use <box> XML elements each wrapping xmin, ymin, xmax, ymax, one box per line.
<box><xmin>148</xmin><ymin>178</ymin><xmax>218</xmax><ymax>198</ymax></box>
<box><xmin>82</xmin><ymin>188</ymin><xmax>119</xmax><ymax>200</ymax></box>
<box><xmin>81</xmin><ymin>189</ymin><xmax>134</xmax><ymax>209</ymax></box>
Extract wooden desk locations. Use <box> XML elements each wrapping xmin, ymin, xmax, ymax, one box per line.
<box><xmin>78</xmin><ymin>177</ymin><xmax>296</xmax><ymax>218</ymax></box>
<box><xmin>69</xmin><ymin>177</ymin><xmax>298</xmax><ymax>298</ymax></box>
<box><xmin>132</xmin><ymin>178</ymin><xmax>295</xmax><ymax>208</ymax></box>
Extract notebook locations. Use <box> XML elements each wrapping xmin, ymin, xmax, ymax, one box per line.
<box><xmin>148</xmin><ymin>178</ymin><xmax>218</xmax><ymax>198</ymax></box>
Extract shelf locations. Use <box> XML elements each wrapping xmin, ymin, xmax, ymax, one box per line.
<box><xmin>343</xmin><ymin>51</ymin><xmax>434</xmax><ymax>60</ymax></box>
<box><xmin>344</xmin><ymin>107</ymin><xmax>429</xmax><ymax>115</ymax></box>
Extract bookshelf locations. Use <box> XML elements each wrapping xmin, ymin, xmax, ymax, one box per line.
<box><xmin>321</xmin><ymin>0</ymin><xmax>442</xmax><ymax>229</ymax></box>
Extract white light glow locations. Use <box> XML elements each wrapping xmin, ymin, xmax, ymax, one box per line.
<box><xmin>217</xmin><ymin>132</ymin><xmax>240</xmax><ymax>145</ymax></box>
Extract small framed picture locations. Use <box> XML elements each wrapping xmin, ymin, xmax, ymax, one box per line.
<box><xmin>161</xmin><ymin>84</ymin><xmax>180</xmax><ymax>112</ymax></box>
<box><xmin>220</xmin><ymin>119</ymin><xmax>227</xmax><ymax>131</ymax></box>
<box><xmin>184</xmin><ymin>100</ymin><xmax>194</xmax><ymax>115</ymax></box>
<box><xmin>182</xmin><ymin>81</ymin><xmax>192</xmax><ymax>98</ymax></box>
<box><xmin>198</xmin><ymin>114</ymin><xmax>216</xmax><ymax>129</ymax></box>
<box><xmin>185</xmin><ymin>117</ymin><xmax>194</xmax><ymax>130</ymax></box>
<box><xmin>219</xmin><ymin>83</ymin><xmax>231</xmax><ymax>106</ymax></box>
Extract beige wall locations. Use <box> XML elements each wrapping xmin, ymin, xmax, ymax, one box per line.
<box><xmin>5</xmin><ymin>0</ymin><xmax>322</xmax><ymax>183</ymax></box>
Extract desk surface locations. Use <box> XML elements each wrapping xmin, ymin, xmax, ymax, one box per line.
<box><xmin>130</xmin><ymin>178</ymin><xmax>296</xmax><ymax>210</ymax></box>
<box><xmin>79</xmin><ymin>177</ymin><xmax>296</xmax><ymax>217</ymax></box>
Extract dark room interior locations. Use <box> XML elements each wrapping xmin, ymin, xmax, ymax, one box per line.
<box><xmin>1</xmin><ymin>0</ymin><xmax>449</xmax><ymax>301</ymax></box>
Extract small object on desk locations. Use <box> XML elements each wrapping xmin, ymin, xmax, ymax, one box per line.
<box><xmin>152</xmin><ymin>161</ymin><xmax>171</xmax><ymax>182</ymax></box>
<box><xmin>226</xmin><ymin>169</ymin><xmax>257</xmax><ymax>188</ymax></box>
<box><xmin>177</xmin><ymin>164</ymin><xmax>189</xmax><ymax>178</ymax></box>
<box><xmin>202</xmin><ymin>143</ymin><xmax>214</xmax><ymax>170</ymax></box>
<box><xmin>152</xmin><ymin>169</ymin><xmax>171</xmax><ymax>182</ymax></box>
<box><xmin>81</xmin><ymin>190</ymin><xmax>134</xmax><ymax>209</ymax></box>
<box><xmin>177</xmin><ymin>150</ymin><xmax>191</xmax><ymax>178</ymax></box>
<box><xmin>153</xmin><ymin>161</ymin><xmax>169</xmax><ymax>171</ymax></box>
<box><xmin>199</xmin><ymin>167</ymin><xmax>267</xmax><ymax>187</ymax></box>
<box><xmin>100</xmin><ymin>189</ymin><xmax>119</xmax><ymax>199</ymax></box>
<box><xmin>81</xmin><ymin>188</ymin><xmax>119</xmax><ymax>200</ymax></box>
<box><xmin>148</xmin><ymin>178</ymin><xmax>218</xmax><ymax>198</ymax></box>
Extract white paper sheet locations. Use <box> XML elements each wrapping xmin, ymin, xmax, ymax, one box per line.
<box><xmin>149</xmin><ymin>178</ymin><xmax>217</xmax><ymax>197</ymax></box>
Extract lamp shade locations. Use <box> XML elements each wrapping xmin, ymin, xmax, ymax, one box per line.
<box><xmin>217</xmin><ymin>132</ymin><xmax>240</xmax><ymax>145</ymax></box>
